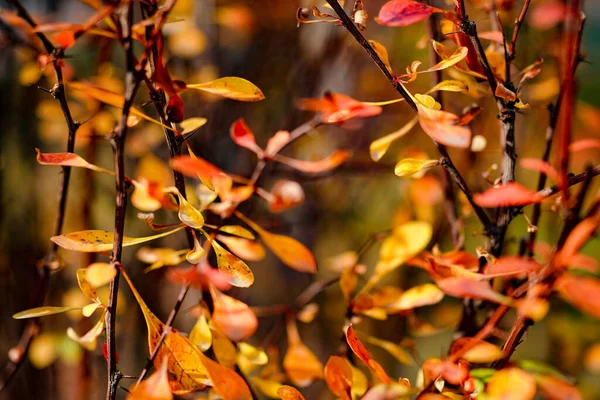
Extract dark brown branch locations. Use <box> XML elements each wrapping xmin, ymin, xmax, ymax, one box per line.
<box><xmin>1</xmin><ymin>0</ymin><xmax>79</xmax><ymax>392</ymax></box>
<box><xmin>324</xmin><ymin>0</ymin><xmax>417</xmax><ymax>112</ymax></box>
<box><xmin>106</xmin><ymin>4</ymin><xmax>142</xmax><ymax>399</ymax></box>
<box><xmin>507</xmin><ymin>0</ymin><xmax>532</xmax><ymax>62</ymax></box>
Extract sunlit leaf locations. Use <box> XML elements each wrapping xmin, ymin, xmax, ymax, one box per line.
<box><xmin>210</xmin><ymin>326</ymin><xmax>237</xmax><ymax>369</ymax></box>
<box><xmin>452</xmin><ymin>337</ymin><xmax>504</xmax><ymax>363</ymax></box>
<box><xmin>197</xmin><ymin>348</ymin><xmax>253</xmax><ymax>400</ymax></box>
<box><xmin>230</xmin><ymin>118</ymin><xmax>263</xmax><ymax>154</ymax></box>
<box><xmin>172</xmin><ymin>155</ymin><xmax>225</xmax><ymax>179</ymax></box>
<box><xmin>273</xmin><ymin>150</ymin><xmax>350</xmax><ymax>174</ymax></box>
<box><xmin>127</xmin><ymin>358</ymin><xmax>173</xmax><ymax>400</ymax></box>
<box><xmin>165</xmin><ymin>187</ymin><xmax>205</xmax><ymax>229</ymax></box>
<box><xmin>417</xmin><ymin>103</ymin><xmax>471</xmax><ymax>148</ymax></box>
<box><xmin>180</xmin><ymin>117</ymin><xmax>208</xmax><ymax>135</ymax></box>
<box><xmin>82</xmin><ymin>302</ymin><xmax>101</xmax><ymax>317</ymax></box>
<box><xmin>370</xmin><ymin>116</ymin><xmax>419</xmax><ymax>161</ymax></box>
<box><xmin>216</xmin><ymin>235</ymin><xmax>266</xmax><ymax>262</ymax></box>
<box><xmin>202</xmin><ymin>233</ymin><xmax>254</xmax><ymax>288</ymax></box>
<box><xmin>189</xmin><ymin>315</ymin><xmax>212</xmax><ymax>352</ymax></box>
<box><xmin>269</xmin><ymin>179</ymin><xmax>305</xmax><ymax>213</ymax></box>
<box><xmin>437</xmin><ymin>277</ymin><xmax>513</xmax><ymax>305</ymax></box>
<box><xmin>297</xmin><ymin>92</ymin><xmax>382</xmax><ymax>124</ymax></box>
<box><xmin>376</xmin><ymin>0</ymin><xmax>440</xmax><ymax>26</ymax></box>
<box><xmin>36</xmin><ymin>149</ymin><xmax>114</xmax><ymax>175</ymax></box>
<box><xmin>484</xmin><ymin>256</ymin><xmax>541</xmax><ymax>278</ymax></box>
<box><xmin>495</xmin><ymin>83</ymin><xmax>518</xmax><ymax>101</ymax></box>
<box><xmin>324</xmin><ymin>356</ymin><xmax>353</xmax><ymax>400</ymax></box>
<box><xmin>210</xmin><ymin>285</ymin><xmax>258</xmax><ymax>341</ymax></box>
<box><xmin>51</xmin><ymin>226</ymin><xmax>184</xmax><ymax>252</ymax></box>
<box><xmin>345</xmin><ymin>325</ymin><xmax>390</xmax><ymax>383</ymax></box>
<box><xmin>426</xmin><ymin>80</ymin><xmax>468</xmax><ymax>94</ymax></box>
<box><xmin>487</xmin><ymin>368</ymin><xmax>536</xmax><ymax>400</ymax></box>
<box><xmin>187</xmin><ymin>77</ymin><xmax>265</xmax><ymax>102</ymax></box>
<box><xmin>569</xmin><ymin>138</ymin><xmax>600</xmax><ymax>153</ymax></box>
<box><xmin>474</xmin><ymin>183</ymin><xmax>543</xmax><ymax>208</ymax></box>
<box><xmin>385</xmin><ymin>283</ymin><xmax>444</xmax><ymax>311</ymax></box>
<box><xmin>394</xmin><ymin>158</ymin><xmax>439</xmax><ymax>178</ymax></box>
<box><xmin>296</xmin><ymin>303</ymin><xmax>319</xmax><ymax>324</ymax></box>
<box><xmin>557</xmin><ymin>217</ymin><xmax>599</xmax><ymax>266</ymax></box>
<box><xmin>365</xmin><ymin>336</ymin><xmax>415</xmax><ymax>365</ymax></box>
<box><xmin>85</xmin><ymin>263</ymin><xmax>117</xmax><ymax>288</ymax></box>
<box><xmin>13</xmin><ymin>306</ymin><xmax>82</xmax><ymax>319</ymax></box>
<box><xmin>236</xmin><ymin>212</ymin><xmax>317</xmax><ymax>273</ymax></box>
<box><xmin>361</xmin><ymin>382</ymin><xmax>412</xmax><ymax>399</ymax></box>
<box><xmin>369</xmin><ymin>40</ymin><xmax>393</xmax><ymax>73</ymax></box>
<box><xmin>400</xmin><ymin>47</ymin><xmax>468</xmax><ymax>82</ymax></box>
<box><xmin>556</xmin><ymin>274</ymin><xmax>600</xmax><ymax>319</ymax></box>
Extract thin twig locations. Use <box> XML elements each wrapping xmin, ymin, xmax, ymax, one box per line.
<box><xmin>1</xmin><ymin>0</ymin><xmax>79</xmax><ymax>392</ymax></box>
<box><xmin>508</xmin><ymin>0</ymin><xmax>532</xmax><ymax>61</ymax></box>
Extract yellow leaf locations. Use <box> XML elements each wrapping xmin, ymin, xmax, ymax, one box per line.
<box><xmin>370</xmin><ymin>116</ymin><xmax>419</xmax><ymax>162</ymax></box>
<box><xmin>197</xmin><ymin>348</ymin><xmax>253</xmax><ymax>400</ymax></box>
<box><xmin>369</xmin><ymin>40</ymin><xmax>393</xmax><ymax>73</ymax></box>
<box><xmin>374</xmin><ymin>221</ymin><xmax>432</xmax><ymax>278</ymax></box>
<box><xmin>66</xmin><ymin>311</ymin><xmax>106</xmax><ymax>351</ymax></box>
<box><xmin>120</xmin><ymin>269</ymin><xmax>212</xmax><ymax>392</ymax></box>
<box><xmin>216</xmin><ymin>235</ymin><xmax>266</xmax><ymax>262</ymax></box>
<box><xmin>189</xmin><ymin>315</ymin><xmax>212</xmax><ymax>352</ymax></box>
<box><xmin>28</xmin><ymin>333</ymin><xmax>58</xmax><ymax>369</ymax></box>
<box><xmin>68</xmin><ymin>81</ymin><xmax>175</xmax><ymax>131</ymax></box>
<box><xmin>252</xmin><ymin>378</ymin><xmax>283</xmax><ymax>398</ymax></box>
<box><xmin>51</xmin><ymin>226</ymin><xmax>185</xmax><ymax>252</ymax></box>
<box><xmin>202</xmin><ymin>232</ymin><xmax>254</xmax><ymax>288</ymax></box>
<box><xmin>210</xmin><ymin>285</ymin><xmax>258</xmax><ymax>342</ymax></box>
<box><xmin>187</xmin><ymin>77</ymin><xmax>265</xmax><ymax>102</ymax></box>
<box><xmin>215</xmin><ymin>225</ymin><xmax>255</xmax><ymax>239</ymax></box>
<box><xmin>237</xmin><ymin>342</ymin><xmax>268</xmax><ymax>374</ymax></box>
<box><xmin>487</xmin><ymin>368</ymin><xmax>536</xmax><ymax>400</ymax></box>
<box><xmin>394</xmin><ymin>158</ymin><xmax>439</xmax><ymax>178</ymax></box>
<box><xmin>385</xmin><ymin>283</ymin><xmax>444</xmax><ymax>311</ymax></box>
<box><xmin>82</xmin><ymin>302</ymin><xmax>102</xmax><ymax>317</ymax></box>
<box><xmin>165</xmin><ymin>187</ymin><xmax>205</xmax><ymax>229</ymax></box>
<box><xmin>211</xmin><ymin>326</ymin><xmax>237</xmax><ymax>369</ymax></box>
<box><xmin>13</xmin><ymin>306</ymin><xmax>82</xmax><ymax>319</ymax></box>
<box><xmin>136</xmin><ymin>247</ymin><xmax>186</xmax><ymax>272</ymax></box>
<box><xmin>186</xmin><ymin>231</ymin><xmax>206</xmax><ymax>265</ymax></box>
<box><xmin>455</xmin><ymin>338</ymin><xmax>504</xmax><ymax>363</ymax></box>
<box><xmin>180</xmin><ymin>117</ymin><xmax>208</xmax><ymax>134</ymax></box>
<box><xmin>236</xmin><ymin>212</ymin><xmax>317</xmax><ymax>274</ymax></box>
<box><xmin>128</xmin><ymin>358</ymin><xmax>173</xmax><ymax>400</ymax></box>
<box><xmin>426</xmin><ymin>80</ymin><xmax>468</xmax><ymax>94</ymax></box>
<box><xmin>77</xmin><ymin>268</ymin><xmax>98</xmax><ymax>301</ymax></box>
<box><xmin>85</xmin><ymin>263</ymin><xmax>117</xmax><ymax>288</ymax></box>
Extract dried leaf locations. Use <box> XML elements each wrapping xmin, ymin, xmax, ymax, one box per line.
<box><xmin>36</xmin><ymin>149</ymin><xmax>114</xmax><ymax>175</ymax></box>
<box><xmin>51</xmin><ymin>226</ymin><xmax>185</xmax><ymax>252</ymax></box>
<box><xmin>474</xmin><ymin>183</ymin><xmax>543</xmax><ymax>207</ymax></box>
<box><xmin>426</xmin><ymin>80</ymin><xmax>468</xmax><ymax>94</ymax></box>
<box><xmin>236</xmin><ymin>213</ymin><xmax>317</xmax><ymax>273</ymax></box>
<box><xmin>297</xmin><ymin>92</ymin><xmax>382</xmax><ymax>124</ymax></box>
<box><xmin>495</xmin><ymin>83</ymin><xmax>518</xmax><ymax>101</ymax></box>
<box><xmin>187</xmin><ymin>77</ymin><xmax>265</xmax><ymax>102</ymax></box>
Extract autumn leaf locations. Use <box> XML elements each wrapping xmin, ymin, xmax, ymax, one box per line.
<box><xmin>324</xmin><ymin>356</ymin><xmax>353</xmax><ymax>400</ymax></box>
<box><xmin>196</xmin><ymin>349</ymin><xmax>253</xmax><ymax>400</ymax></box>
<box><xmin>345</xmin><ymin>325</ymin><xmax>391</xmax><ymax>383</ymax></box>
<box><xmin>452</xmin><ymin>337</ymin><xmax>505</xmax><ymax>363</ymax></box>
<box><xmin>268</xmin><ymin>179</ymin><xmax>305</xmax><ymax>213</ymax></box>
<box><xmin>283</xmin><ymin>318</ymin><xmax>323</xmax><ymax>387</ymax></box>
<box><xmin>487</xmin><ymin>368</ymin><xmax>536</xmax><ymax>400</ymax></box>
<box><xmin>385</xmin><ymin>283</ymin><xmax>444</xmax><ymax>311</ymax></box>
<box><xmin>296</xmin><ymin>92</ymin><xmax>382</xmax><ymax>124</ymax></box>
<box><xmin>370</xmin><ymin>116</ymin><xmax>419</xmax><ymax>161</ymax></box>
<box><xmin>361</xmin><ymin>383</ymin><xmax>412</xmax><ymax>399</ymax></box>
<box><xmin>164</xmin><ymin>187</ymin><xmax>205</xmax><ymax>229</ymax></box>
<box><xmin>51</xmin><ymin>226</ymin><xmax>185</xmax><ymax>252</ymax></box>
<box><xmin>555</xmin><ymin>274</ymin><xmax>600</xmax><ymax>319</ymax></box>
<box><xmin>128</xmin><ymin>358</ymin><xmax>173</xmax><ymax>400</ymax></box>
<box><xmin>484</xmin><ymin>256</ymin><xmax>541</xmax><ymax>278</ymax></box>
<box><xmin>186</xmin><ymin>77</ymin><xmax>265</xmax><ymax>102</ymax></box>
<box><xmin>437</xmin><ymin>277</ymin><xmax>513</xmax><ymax>305</ymax></box>
<box><xmin>369</xmin><ymin>40</ymin><xmax>393</xmax><ymax>73</ymax></box>
<box><xmin>394</xmin><ymin>158</ymin><xmax>439</xmax><ymax>178</ymax></box>
<box><xmin>210</xmin><ymin>285</ymin><xmax>258</xmax><ymax>341</ymax></box>
<box><xmin>400</xmin><ymin>46</ymin><xmax>468</xmax><ymax>82</ymax></box>
<box><xmin>556</xmin><ymin>217</ymin><xmax>599</xmax><ymax>266</ymax></box>
<box><xmin>172</xmin><ymin>155</ymin><xmax>225</xmax><ymax>179</ymax></box>
<box><xmin>273</xmin><ymin>150</ymin><xmax>351</xmax><ymax>174</ymax></box>
<box><xmin>189</xmin><ymin>315</ymin><xmax>212</xmax><ymax>352</ymax></box>
<box><xmin>569</xmin><ymin>138</ymin><xmax>600</xmax><ymax>152</ymax></box>
<box><xmin>180</xmin><ymin>117</ymin><xmax>208</xmax><ymax>135</ymax></box>
<box><xmin>534</xmin><ymin>373</ymin><xmax>583</xmax><ymax>400</ymax></box>
<box><xmin>364</xmin><ymin>336</ymin><xmax>415</xmax><ymax>365</ymax></box>
<box><xmin>417</xmin><ymin>103</ymin><xmax>472</xmax><ymax>148</ymax></box>
<box><xmin>277</xmin><ymin>385</ymin><xmax>305</xmax><ymax>400</ymax></box>
<box><xmin>202</xmin><ymin>232</ymin><xmax>254</xmax><ymax>288</ymax></box>
<box><xmin>85</xmin><ymin>262</ymin><xmax>117</xmax><ymax>288</ymax></box>
<box><xmin>236</xmin><ymin>212</ymin><xmax>317</xmax><ymax>273</ymax></box>
<box><xmin>66</xmin><ymin>312</ymin><xmax>106</xmax><ymax>351</ymax></box>
<box><xmin>13</xmin><ymin>306</ymin><xmax>82</xmax><ymax>319</ymax></box>
<box><xmin>376</xmin><ymin>0</ymin><xmax>440</xmax><ymax>26</ymax></box>
<box><xmin>216</xmin><ymin>235</ymin><xmax>266</xmax><ymax>262</ymax></box>
<box><xmin>520</xmin><ymin>158</ymin><xmax>558</xmax><ymax>181</ymax></box>
<box><xmin>230</xmin><ymin>118</ymin><xmax>263</xmax><ymax>155</ymax></box>
<box><xmin>474</xmin><ymin>183</ymin><xmax>544</xmax><ymax>208</ymax></box>
<box><xmin>36</xmin><ymin>149</ymin><xmax>114</xmax><ymax>175</ymax></box>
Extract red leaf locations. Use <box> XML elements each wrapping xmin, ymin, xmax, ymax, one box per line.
<box><xmin>569</xmin><ymin>138</ymin><xmax>600</xmax><ymax>152</ymax></box>
<box><xmin>166</xmin><ymin>264</ymin><xmax>232</xmax><ymax>291</ymax></box>
<box><xmin>230</xmin><ymin>118</ymin><xmax>262</xmax><ymax>155</ymax></box>
<box><xmin>345</xmin><ymin>325</ymin><xmax>391</xmax><ymax>383</ymax></box>
<box><xmin>102</xmin><ymin>342</ymin><xmax>118</xmax><ymax>363</ymax></box>
<box><xmin>376</xmin><ymin>0</ymin><xmax>438</xmax><ymax>27</ymax></box>
<box><xmin>437</xmin><ymin>277</ymin><xmax>512</xmax><ymax>305</ymax></box>
<box><xmin>172</xmin><ymin>155</ymin><xmax>224</xmax><ymax>178</ymax></box>
<box><xmin>474</xmin><ymin>182</ymin><xmax>543</xmax><ymax>207</ymax></box>
<box><xmin>529</xmin><ymin>0</ymin><xmax>565</xmax><ymax>31</ymax></box>
<box><xmin>297</xmin><ymin>92</ymin><xmax>381</xmax><ymax>124</ymax></box>
<box><xmin>484</xmin><ymin>256</ymin><xmax>541</xmax><ymax>278</ymax></box>
<box><xmin>54</xmin><ymin>31</ymin><xmax>76</xmax><ymax>49</ymax></box>
<box><xmin>273</xmin><ymin>150</ymin><xmax>351</xmax><ymax>174</ymax></box>
<box><xmin>557</xmin><ymin>217</ymin><xmax>600</xmax><ymax>266</ymax></box>
<box><xmin>556</xmin><ymin>274</ymin><xmax>600</xmax><ymax>319</ymax></box>
<box><xmin>520</xmin><ymin>158</ymin><xmax>558</xmax><ymax>181</ymax></box>
<box><xmin>166</xmin><ymin>94</ymin><xmax>184</xmax><ymax>123</ymax></box>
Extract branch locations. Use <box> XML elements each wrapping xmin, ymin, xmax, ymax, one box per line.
<box><xmin>1</xmin><ymin>0</ymin><xmax>79</xmax><ymax>392</ymax></box>
<box><xmin>507</xmin><ymin>0</ymin><xmax>532</xmax><ymax>61</ymax></box>
<box><xmin>106</xmin><ymin>4</ymin><xmax>142</xmax><ymax>399</ymax></box>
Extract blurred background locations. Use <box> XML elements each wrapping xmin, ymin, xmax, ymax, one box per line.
<box><xmin>1</xmin><ymin>0</ymin><xmax>600</xmax><ymax>398</ymax></box>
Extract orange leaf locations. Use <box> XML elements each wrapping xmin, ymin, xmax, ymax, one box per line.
<box><xmin>535</xmin><ymin>374</ymin><xmax>583</xmax><ymax>400</ymax></box>
<box><xmin>487</xmin><ymin>368</ymin><xmax>536</xmax><ymax>400</ymax></box>
<box><xmin>569</xmin><ymin>138</ymin><xmax>600</xmax><ymax>152</ymax></box>
<box><xmin>437</xmin><ymin>277</ymin><xmax>513</xmax><ymax>305</ymax></box>
<box><xmin>417</xmin><ymin>104</ymin><xmax>471</xmax><ymax>148</ymax></box>
<box><xmin>297</xmin><ymin>92</ymin><xmax>382</xmax><ymax>124</ymax></box>
<box><xmin>557</xmin><ymin>217</ymin><xmax>600</xmax><ymax>266</ymax></box>
<box><xmin>324</xmin><ymin>356</ymin><xmax>353</xmax><ymax>400</ymax></box>
<box><xmin>495</xmin><ymin>83</ymin><xmax>518</xmax><ymax>101</ymax></box>
<box><xmin>171</xmin><ymin>155</ymin><xmax>225</xmax><ymax>178</ymax></box>
<box><xmin>127</xmin><ymin>358</ymin><xmax>173</xmax><ymax>400</ymax></box>
<box><xmin>265</xmin><ymin>131</ymin><xmax>291</xmax><ymax>156</ymax></box>
<box><xmin>520</xmin><ymin>158</ymin><xmax>558</xmax><ymax>181</ymax></box>
<box><xmin>484</xmin><ymin>256</ymin><xmax>542</xmax><ymax>278</ymax></box>
<box><xmin>474</xmin><ymin>182</ymin><xmax>543</xmax><ymax>207</ymax></box>
<box><xmin>197</xmin><ymin>350</ymin><xmax>253</xmax><ymax>400</ymax></box>
<box><xmin>345</xmin><ymin>325</ymin><xmax>391</xmax><ymax>383</ymax></box>
<box><xmin>283</xmin><ymin>318</ymin><xmax>323</xmax><ymax>387</ymax></box>
<box><xmin>268</xmin><ymin>179</ymin><xmax>305</xmax><ymax>213</ymax></box>
<box><xmin>36</xmin><ymin>149</ymin><xmax>114</xmax><ymax>175</ymax></box>
<box><xmin>210</xmin><ymin>285</ymin><xmax>258</xmax><ymax>342</ymax></box>
<box><xmin>273</xmin><ymin>150</ymin><xmax>350</xmax><ymax>174</ymax></box>
<box><xmin>277</xmin><ymin>385</ymin><xmax>305</xmax><ymax>400</ymax></box>
<box><xmin>556</xmin><ymin>274</ymin><xmax>600</xmax><ymax>319</ymax></box>
<box><xmin>376</xmin><ymin>0</ymin><xmax>440</xmax><ymax>26</ymax></box>
<box><xmin>230</xmin><ymin>118</ymin><xmax>263</xmax><ymax>155</ymax></box>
